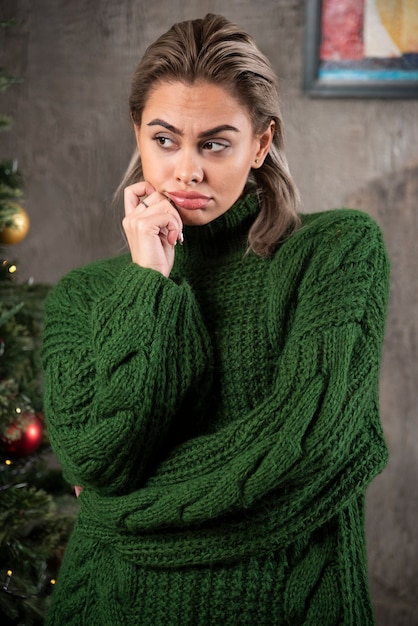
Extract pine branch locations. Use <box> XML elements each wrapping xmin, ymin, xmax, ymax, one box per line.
<box><xmin>0</xmin><ymin>160</ymin><xmax>22</xmax><ymax>187</ymax></box>
<box><xmin>0</xmin><ymin>302</ymin><xmax>23</xmax><ymax>326</ymax></box>
<box><xmin>0</xmin><ymin>69</ymin><xmax>22</xmax><ymax>93</ymax></box>
<box><xmin>0</xmin><ymin>19</ymin><xmax>18</xmax><ymax>28</ymax></box>
<box><xmin>0</xmin><ymin>115</ymin><xmax>12</xmax><ymax>132</ymax></box>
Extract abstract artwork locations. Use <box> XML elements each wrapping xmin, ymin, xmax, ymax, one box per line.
<box><xmin>304</xmin><ymin>0</ymin><xmax>418</xmax><ymax>97</ymax></box>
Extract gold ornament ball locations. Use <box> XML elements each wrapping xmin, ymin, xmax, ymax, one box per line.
<box><xmin>0</xmin><ymin>203</ymin><xmax>30</xmax><ymax>244</ymax></box>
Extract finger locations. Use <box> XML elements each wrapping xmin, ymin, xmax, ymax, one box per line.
<box><xmin>152</xmin><ymin>211</ymin><xmax>182</xmax><ymax>246</ymax></box>
<box><xmin>160</xmin><ymin>196</ymin><xmax>184</xmax><ymax>244</ymax></box>
<box><xmin>166</xmin><ymin>224</ymin><xmax>183</xmax><ymax>246</ymax></box>
<box><xmin>124</xmin><ymin>181</ymin><xmax>156</xmax><ymax>216</ymax></box>
<box><xmin>162</xmin><ymin>204</ymin><xmax>183</xmax><ymax>245</ymax></box>
<box><xmin>140</xmin><ymin>195</ymin><xmax>184</xmax><ymax>241</ymax></box>
<box><xmin>123</xmin><ymin>208</ymin><xmax>182</xmax><ymax>244</ymax></box>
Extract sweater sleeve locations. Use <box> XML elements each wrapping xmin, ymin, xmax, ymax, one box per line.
<box><xmin>42</xmin><ymin>260</ymin><xmax>213</xmax><ymax>495</ymax></box>
<box><xmin>79</xmin><ymin>211</ymin><xmax>390</xmax><ymax>544</ymax></box>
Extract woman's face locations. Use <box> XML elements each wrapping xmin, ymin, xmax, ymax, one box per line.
<box><xmin>134</xmin><ymin>81</ymin><xmax>273</xmax><ymax>226</ymax></box>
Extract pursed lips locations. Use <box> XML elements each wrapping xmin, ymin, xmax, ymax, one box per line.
<box><xmin>166</xmin><ymin>191</ymin><xmax>211</xmax><ymax>210</ymax></box>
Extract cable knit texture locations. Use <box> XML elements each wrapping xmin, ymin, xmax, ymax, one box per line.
<box><xmin>42</xmin><ymin>194</ymin><xmax>390</xmax><ymax>625</ymax></box>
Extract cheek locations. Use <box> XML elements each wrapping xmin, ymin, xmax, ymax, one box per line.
<box><xmin>215</xmin><ymin>168</ymin><xmax>249</xmax><ymax>206</ymax></box>
<box><xmin>141</xmin><ymin>154</ymin><xmax>166</xmax><ymax>186</ymax></box>
<box><xmin>232</xmin><ymin>148</ymin><xmax>256</xmax><ymax>176</ymax></box>
<box><xmin>219</xmin><ymin>156</ymin><xmax>253</xmax><ymax>189</ymax></box>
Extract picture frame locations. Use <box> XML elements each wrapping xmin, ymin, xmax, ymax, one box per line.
<box><xmin>303</xmin><ymin>0</ymin><xmax>418</xmax><ymax>98</ymax></box>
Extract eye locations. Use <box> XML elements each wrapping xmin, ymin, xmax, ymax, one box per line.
<box><xmin>153</xmin><ymin>135</ymin><xmax>175</xmax><ymax>149</ymax></box>
<box><xmin>202</xmin><ymin>140</ymin><xmax>229</xmax><ymax>153</ymax></box>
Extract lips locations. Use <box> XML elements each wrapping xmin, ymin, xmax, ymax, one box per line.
<box><xmin>166</xmin><ymin>191</ymin><xmax>211</xmax><ymax>210</ymax></box>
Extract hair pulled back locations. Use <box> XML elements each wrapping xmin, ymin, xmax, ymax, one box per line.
<box><xmin>122</xmin><ymin>14</ymin><xmax>300</xmax><ymax>256</ymax></box>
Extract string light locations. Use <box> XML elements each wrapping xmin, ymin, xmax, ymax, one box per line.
<box><xmin>3</xmin><ymin>570</ymin><xmax>12</xmax><ymax>591</ymax></box>
<box><xmin>1</xmin><ymin>260</ymin><xmax>17</xmax><ymax>272</ymax></box>
<box><xmin>1</xmin><ymin>569</ymin><xmax>57</xmax><ymax>598</ymax></box>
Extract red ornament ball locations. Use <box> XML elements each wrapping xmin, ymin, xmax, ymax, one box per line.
<box><xmin>1</xmin><ymin>411</ymin><xmax>43</xmax><ymax>457</ymax></box>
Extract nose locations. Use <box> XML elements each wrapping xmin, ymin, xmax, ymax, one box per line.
<box><xmin>174</xmin><ymin>148</ymin><xmax>204</xmax><ymax>185</ymax></box>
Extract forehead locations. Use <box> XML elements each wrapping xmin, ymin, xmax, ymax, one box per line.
<box><xmin>142</xmin><ymin>80</ymin><xmax>253</xmax><ymax>130</ymax></box>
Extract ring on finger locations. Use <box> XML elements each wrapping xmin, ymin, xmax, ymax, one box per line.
<box><xmin>139</xmin><ymin>199</ymin><xmax>149</xmax><ymax>208</ymax></box>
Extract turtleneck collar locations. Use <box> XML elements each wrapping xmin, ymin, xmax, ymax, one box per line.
<box><xmin>175</xmin><ymin>193</ymin><xmax>260</xmax><ymax>263</ymax></box>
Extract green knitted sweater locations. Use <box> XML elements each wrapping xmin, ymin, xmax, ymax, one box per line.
<box><xmin>42</xmin><ymin>195</ymin><xmax>390</xmax><ymax>626</ymax></box>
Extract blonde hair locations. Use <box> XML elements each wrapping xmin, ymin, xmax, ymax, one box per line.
<box><xmin>118</xmin><ymin>13</ymin><xmax>300</xmax><ymax>256</ymax></box>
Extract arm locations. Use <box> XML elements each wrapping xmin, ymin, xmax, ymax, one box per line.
<box><xmin>80</xmin><ymin>212</ymin><xmax>390</xmax><ymax>541</ymax></box>
<box><xmin>42</xmin><ymin>260</ymin><xmax>212</xmax><ymax>495</ymax></box>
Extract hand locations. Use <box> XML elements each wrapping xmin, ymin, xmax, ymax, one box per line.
<box><xmin>122</xmin><ymin>181</ymin><xmax>183</xmax><ymax>278</ymax></box>
<box><xmin>74</xmin><ymin>486</ymin><xmax>83</xmax><ymax>497</ymax></box>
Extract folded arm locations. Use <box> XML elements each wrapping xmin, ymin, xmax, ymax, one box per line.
<box><xmin>80</xmin><ymin>212</ymin><xmax>390</xmax><ymax>542</ymax></box>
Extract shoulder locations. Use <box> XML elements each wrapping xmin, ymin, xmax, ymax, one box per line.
<box><xmin>284</xmin><ymin>208</ymin><xmax>388</xmax><ymax>265</ymax></box>
<box><xmin>298</xmin><ymin>207</ymin><xmax>384</xmax><ymax>241</ymax></box>
<box><xmin>45</xmin><ymin>254</ymin><xmax>131</xmax><ymax>309</ymax></box>
<box><xmin>60</xmin><ymin>254</ymin><xmax>131</xmax><ymax>282</ymax></box>
<box><xmin>269</xmin><ymin>209</ymin><xmax>390</xmax><ymax>330</ymax></box>
<box><xmin>294</xmin><ymin>209</ymin><xmax>390</xmax><ymax>299</ymax></box>
<box><xmin>270</xmin><ymin>208</ymin><xmax>389</xmax><ymax>295</ymax></box>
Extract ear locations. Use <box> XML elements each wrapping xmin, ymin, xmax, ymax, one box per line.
<box><xmin>253</xmin><ymin>120</ymin><xmax>275</xmax><ymax>169</ymax></box>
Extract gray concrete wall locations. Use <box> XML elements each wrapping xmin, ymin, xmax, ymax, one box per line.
<box><xmin>1</xmin><ymin>1</ymin><xmax>417</xmax><ymax>623</ymax></box>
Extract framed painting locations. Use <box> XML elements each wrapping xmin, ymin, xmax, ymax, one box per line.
<box><xmin>303</xmin><ymin>0</ymin><xmax>418</xmax><ymax>97</ymax></box>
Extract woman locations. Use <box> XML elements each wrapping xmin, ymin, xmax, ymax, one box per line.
<box><xmin>42</xmin><ymin>14</ymin><xmax>390</xmax><ymax>626</ymax></box>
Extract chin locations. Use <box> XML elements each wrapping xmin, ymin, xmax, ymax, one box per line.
<box><xmin>179</xmin><ymin>211</ymin><xmax>209</xmax><ymax>227</ymax></box>
<box><xmin>180</xmin><ymin>209</ymin><xmax>227</xmax><ymax>227</ymax></box>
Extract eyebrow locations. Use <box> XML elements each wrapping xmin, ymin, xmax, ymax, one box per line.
<box><xmin>146</xmin><ymin>119</ymin><xmax>240</xmax><ymax>138</ymax></box>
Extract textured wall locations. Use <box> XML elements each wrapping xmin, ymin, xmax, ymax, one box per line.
<box><xmin>1</xmin><ymin>1</ymin><xmax>417</xmax><ymax>624</ymax></box>
<box><xmin>347</xmin><ymin>165</ymin><xmax>418</xmax><ymax>626</ymax></box>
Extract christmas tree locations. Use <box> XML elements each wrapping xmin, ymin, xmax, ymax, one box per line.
<box><xmin>0</xmin><ymin>19</ymin><xmax>76</xmax><ymax>625</ymax></box>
